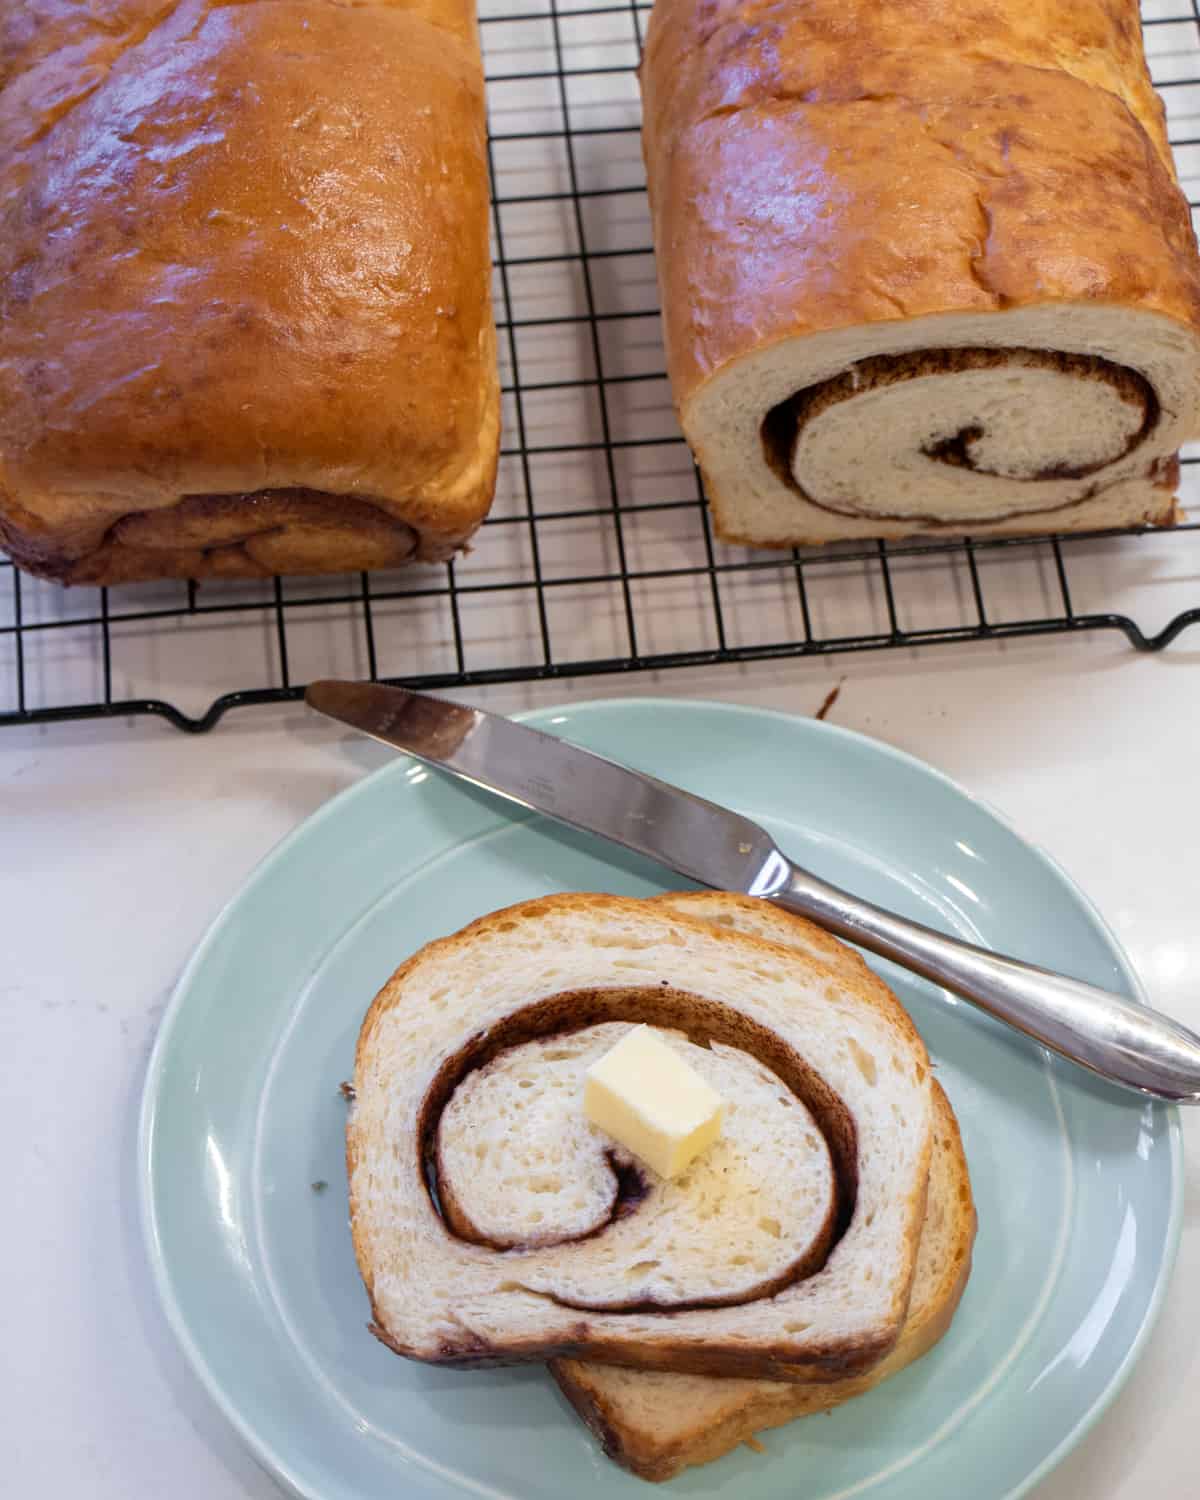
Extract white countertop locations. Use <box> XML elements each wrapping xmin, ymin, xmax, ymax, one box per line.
<box><xmin>2</xmin><ymin>636</ymin><xmax>1197</xmax><ymax>1498</ymax></box>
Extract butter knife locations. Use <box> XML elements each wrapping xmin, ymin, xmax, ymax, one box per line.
<box><xmin>306</xmin><ymin>679</ymin><xmax>1200</xmax><ymax>1104</ymax></box>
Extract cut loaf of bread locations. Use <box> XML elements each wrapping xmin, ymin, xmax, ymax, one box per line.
<box><xmin>641</xmin><ymin>0</ymin><xmax>1200</xmax><ymax>544</ymax></box>
<box><xmin>347</xmin><ymin>892</ymin><xmax>935</xmax><ymax>1380</ymax></box>
<box><xmin>553</xmin><ymin>1077</ymin><xmax>974</xmax><ymax>1481</ymax></box>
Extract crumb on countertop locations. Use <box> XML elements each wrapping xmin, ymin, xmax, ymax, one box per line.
<box><xmin>815</xmin><ymin>680</ymin><xmax>844</xmax><ymax>721</ymax></box>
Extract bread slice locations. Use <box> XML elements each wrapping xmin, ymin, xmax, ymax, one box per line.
<box><xmin>549</xmin><ymin>894</ymin><xmax>973</xmax><ymax>1480</ymax></box>
<box><xmin>346</xmin><ymin>892</ymin><xmax>935</xmax><ymax>1381</ymax></box>
<box><xmin>552</xmin><ymin>1077</ymin><xmax>974</xmax><ymax>1481</ymax></box>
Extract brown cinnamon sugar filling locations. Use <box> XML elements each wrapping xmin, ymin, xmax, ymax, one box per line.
<box><xmin>10</xmin><ymin>487</ymin><xmax>420</xmax><ymax>585</ymax></box>
<box><xmin>112</xmin><ymin>487</ymin><xmax>417</xmax><ymax>567</ymax></box>
<box><xmin>762</xmin><ymin>348</ymin><xmax>1160</xmax><ymax>523</ymax></box>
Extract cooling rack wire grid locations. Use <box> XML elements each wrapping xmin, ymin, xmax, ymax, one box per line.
<box><xmin>3</xmin><ymin>0</ymin><xmax>1199</xmax><ymax>732</ymax></box>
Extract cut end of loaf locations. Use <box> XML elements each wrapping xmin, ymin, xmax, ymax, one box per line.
<box><xmin>684</xmin><ymin>307</ymin><xmax>1200</xmax><ymax>548</ymax></box>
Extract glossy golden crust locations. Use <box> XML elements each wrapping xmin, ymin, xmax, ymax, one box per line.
<box><xmin>0</xmin><ymin>0</ymin><xmax>498</xmax><ymax>582</ymax></box>
<box><xmin>643</xmin><ymin>0</ymin><xmax>1200</xmax><ymax>404</ymax></box>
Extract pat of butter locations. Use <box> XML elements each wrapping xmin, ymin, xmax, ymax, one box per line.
<box><xmin>584</xmin><ymin>1025</ymin><xmax>724</xmax><ymax>1179</ymax></box>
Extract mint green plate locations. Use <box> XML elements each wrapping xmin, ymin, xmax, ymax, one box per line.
<box><xmin>139</xmin><ymin>699</ymin><xmax>1182</xmax><ymax>1500</ymax></box>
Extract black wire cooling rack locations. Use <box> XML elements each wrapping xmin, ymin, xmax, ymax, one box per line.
<box><xmin>4</xmin><ymin>0</ymin><xmax>1200</xmax><ymax>733</ymax></box>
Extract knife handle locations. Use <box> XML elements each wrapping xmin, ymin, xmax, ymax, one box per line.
<box><xmin>771</xmin><ymin>862</ymin><xmax>1200</xmax><ymax>1103</ymax></box>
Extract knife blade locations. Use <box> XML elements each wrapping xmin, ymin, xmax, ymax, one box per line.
<box><xmin>305</xmin><ymin>677</ymin><xmax>784</xmax><ymax>894</ymax></box>
<box><xmin>306</xmin><ymin>679</ymin><xmax>1200</xmax><ymax>1103</ymax></box>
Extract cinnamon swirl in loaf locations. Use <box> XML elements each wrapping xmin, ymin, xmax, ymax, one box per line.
<box><xmin>641</xmin><ymin>0</ymin><xmax>1200</xmax><ymax>544</ymax></box>
<box><xmin>0</xmin><ymin>0</ymin><xmax>497</xmax><ymax>583</ymax></box>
